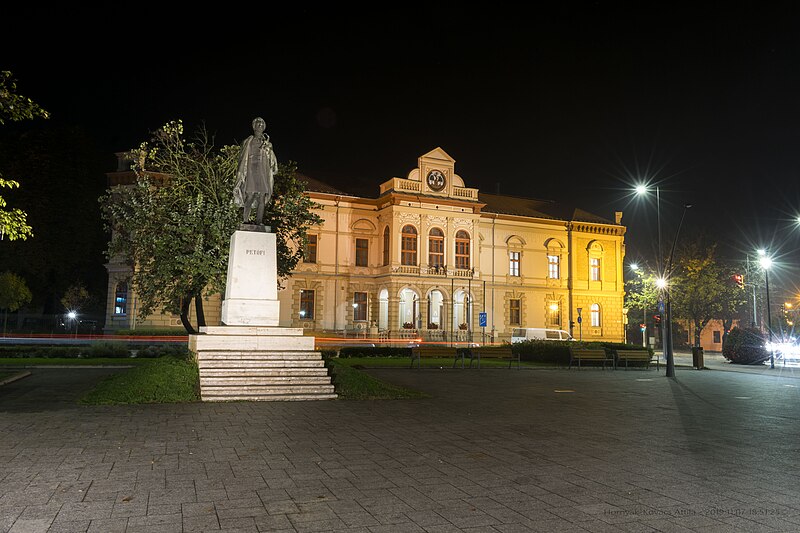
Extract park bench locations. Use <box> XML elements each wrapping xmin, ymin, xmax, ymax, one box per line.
<box><xmin>468</xmin><ymin>345</ymin><xmax>520</xmax><ymax>369</ymax></box>
<box><xmin>410</xmin><ymin>345</ymin><xmax>459</xmax><ymax>369</ymax></box>
<box><xmin>568</xmin><ymin>347</ymin><xmax>614</xmax><ymax>369</ymax></box>
<box><xmin>614</xmin><ymin>349</ymin><xmax>658</xmax><ymax>370</ymax></box>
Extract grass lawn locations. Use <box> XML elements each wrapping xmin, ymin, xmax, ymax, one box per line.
<box><xmin>327</xmin><ymin>359</ymin><xmax>429</xmax><ymax>400</ymax></box>
<box><xmin>0</xmin><ymin>370</ymin><xmax>19</xmax><ymax>382</ymax></box>
<box><xmin>80</xmin><ymin>356</ymin><xmax>200</xmax><ymax>405</ymax></box>
<box><xmin>333</xmin><ymin>356</ymin><xmax>548</xmax><ymax>369</ymax></box>
<box><xmin>0</xmin><ymin>357</ymin><xmax>151</xmax><ymax>366</ymax></box>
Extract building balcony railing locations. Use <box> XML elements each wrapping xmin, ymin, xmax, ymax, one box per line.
<box><xmin>379</xmin><ymin>177</ymin><xmax>479</xmax><ymax>200</ymax></box>
<box><xmin>393</xmin><ymin>265</ymin><xmax>420</xmax><ymax>275</ymax></box>
<box><xmin>392</xmin><ymin>265</ymin><xmax>478</xmax><ymax>278</ymax></box>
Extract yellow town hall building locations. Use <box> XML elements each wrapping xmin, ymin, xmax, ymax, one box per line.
<box><xmin>104</xmin><ymin>148</ymin><xmax>627</xmax><ymax>342</ymax></box>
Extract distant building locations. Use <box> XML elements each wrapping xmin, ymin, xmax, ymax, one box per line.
<box><xmin>104</xmin><ymin>148</ymin><xmax>627</xmax><ymax>342</ymax></box>
<box><xmin>677</xmin><ymin>318</ymin><xmax>742</xmax><ymax>352</ymax></box>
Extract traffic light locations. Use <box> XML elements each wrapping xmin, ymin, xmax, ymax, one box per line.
<box><xmin>732</xmin><ymin>274</ymin><xmax>744</xmax><ymax>288</ymax></box>
<box><xmin>639</xmin><ymin>323</ymin><xmax>646</xmax><ymax>332</ymax></box>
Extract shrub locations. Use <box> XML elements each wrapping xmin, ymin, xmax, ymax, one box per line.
<box><xmin>511</xmin><ymin>341</ymin><xmax>651</xmax><ymax>366</ymax></box>
<box><xmin>0</xmin><ymin>345</ymin><xmax>82</xmax><ymax>358</ymax></box>
<box><xmin>84</xmin><ymin>342</ymin><xmax>131</xmax><ymax>358</ymax></box>
<box><xmin>337</xmin><ymin>346</ymin><xmax>412</xmax><ymax>358</ymax></box>
<box><xmin>135</xmin><ymin>344</ymin><xmax>191</xmax><ymax>359</ymax></box>
<box><xmin>114</xmin><ymin>328</ymin><xmax>187</xmax><ymax>336</ymax></box>
<box><xmin>722</xmin><ymin>327</ymin><xmax>769</xmax><ymax>365</ymax></box>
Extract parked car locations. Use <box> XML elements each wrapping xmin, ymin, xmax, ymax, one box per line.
<box><xmin>511</xmin><ymin>328</ymin><xmax>575</xmax><ymax>343</ymax></box>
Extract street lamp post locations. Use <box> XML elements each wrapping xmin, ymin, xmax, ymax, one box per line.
<box><xmin>635</xmin><ymin>184</ymin><xmax>690</xmax><ymax>378</ymax></box>
<box><xmin>635</xmin><ymin>185</ymin><xmax>665</xmax><ymax>360</ymax></box>
<box><xmin>759</xmin><ymin>253</ymin><xmax>774</xmax><ymax>368</ymax></box>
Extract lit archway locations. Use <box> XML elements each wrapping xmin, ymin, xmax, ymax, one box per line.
<box><xmin>378</xmin><ymin>289</ymin><xmax>389</xmax><ymax>330</ymax></box>
<box><xmin>399</xmin><ymin>288</ymin><xmax>420</xmax><ymax>329</ymax></box>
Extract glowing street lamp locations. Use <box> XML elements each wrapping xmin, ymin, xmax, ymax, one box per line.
<box><xmin>67</xmin><ymin>310</ymin><xmax>78</xmax><ymax>338</ymax></box>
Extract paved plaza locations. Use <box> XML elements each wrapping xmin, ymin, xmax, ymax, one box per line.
<box><xmin>1</xmin><ymin>360</ymin><xmax>800</xmax><ymax>532</ymax></box>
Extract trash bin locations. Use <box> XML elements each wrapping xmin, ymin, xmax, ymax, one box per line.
<box><xmin>692</xmin><ymin>346</ymin><xmax>704</xmax><ymax>369</ymax></box>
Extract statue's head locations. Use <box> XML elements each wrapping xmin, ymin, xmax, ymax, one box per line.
<box><xmin>252</xmin><ymin>117</ymin><xmax>266</xmax><ymax>135</ymax></box>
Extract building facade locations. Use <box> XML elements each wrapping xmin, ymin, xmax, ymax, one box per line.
<box><xmin>104</xmin><ymin>148</ymin><xmax>627</xmax><ymax>342</ymax></box>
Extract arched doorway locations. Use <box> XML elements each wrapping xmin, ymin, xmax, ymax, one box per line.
<box><xmin>399</xmin><ymin>288</ymin><xmax>419</xmax><ymax>330</ymax></box>
<box><xmin>452</xmin><ymin>289</ymin><xmax>472</xmax><ymax>332</ymax></box>
<box><xmin>378</xmin><ymin>289</ymin><xmax>389</xmax><ymax>331</ymax></box>
<box><xmin>427</xmin><ymin>289</ymin><xmax>444</xmax><ymax>329</ymax></box>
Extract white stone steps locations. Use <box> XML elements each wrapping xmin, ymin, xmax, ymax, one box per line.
<box><xmin>199</xmin><ymin>368</ymin><xmax>329</xmax><ymax>377</ymax></box>
<box><xmin>198</xmin><ymin>351</ymin><xmax>324</xmax><ymax>360</ymax></box>
<box><xmin>192</xmin><ymin>327</ymin><xmax>337</xmax><ymax>402</ymax></box>
<box><xmin>199</xmin><ymin>360</ymin><xmax>326</xmax><ymax>369</ymax></box>
<box><xmin>201</xmin><ymin>377</ymin><xmax>333</xmax><ymax>386</ymax></box>
<box><xmin>201</xmin><ymin>393</ymin><xmax>338</xmax><ymax>401</ymax></box>
<box><xmin>202</xmin><ymin>384</ymin><xmax>335</xmax><ymax>395</ymax></box>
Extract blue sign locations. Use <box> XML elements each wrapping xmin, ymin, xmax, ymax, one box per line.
<box><xmin>577</xmin><ymin>316</ymin><xmax>582</xmax><ymax>324</ymax></box>
<box><xmin>658</xmin><ymin>301</ymin><xmax>665</xmax><ymax>313</ymax></box>
<box><xmin>479</xmin><ymin>312</ymin><xmax>487</xmax><ymax>327</ymax></box>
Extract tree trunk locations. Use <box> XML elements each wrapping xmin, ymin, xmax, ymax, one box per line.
<box><xmin>194</xmin><ymin>294</ymin><xmax>206</xmax><ymax>328</ymax></box>
<box><xmin>179</xmin><ymin>296</ymin><xmax>197</xmax><ymax>334</ymax></box>
<box><xmin>721</xmin><ymin>318</ymin><xmax>733</xmax><ymax>349</ymax></box>
<box><xmin>694</xmin><ymin>319</ymin><xmax>702</xmax><ymax>347</ymax></box>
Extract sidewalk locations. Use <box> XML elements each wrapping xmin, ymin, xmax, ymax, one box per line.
<box><xmin>660</xmin><ymin>349</ymin><xmax>800</xmax><ymax>379</ymax></box>
<box><xmin>3</xmin><ymin>364</ymin><xmax>800</xmax><ymax>532</ymax></box>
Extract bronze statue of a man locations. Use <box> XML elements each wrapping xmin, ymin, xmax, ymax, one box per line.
<box><xmin>233</xmin><ymin>117</ymin><xmax>278</xmax><ymax>225</ymax></box>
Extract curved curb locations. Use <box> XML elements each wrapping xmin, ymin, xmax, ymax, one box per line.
<box><xmin>0</xmin><ymin>371</ymin><xmax>32</xmax><ymax>386</ymax></box>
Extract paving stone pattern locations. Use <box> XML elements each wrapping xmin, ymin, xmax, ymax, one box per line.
<box><xmin>2</xmin><ymin>365</ymin><xmax>800</xmax><ymax>532</ymax></box>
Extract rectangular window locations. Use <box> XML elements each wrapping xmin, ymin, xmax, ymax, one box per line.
<box><xmin>548</xmin><ymin>255</ymin><xmax>559</xmax><ymax>279</ymax></box>
<box><xmin>590</xmin><ymin>258</ymin><xmax>601</xmax><ymax>281</ymax></box>
<box><xmin>383</xmin><ymin>228</ymin><xmax>390</xmax><ymax>266</ymax></box>
<box><xmin>353</xmin><ymin>292</ymin><xmax>367</xmax><ymax>321</ymax></box>
<box><xmin>304</xmin><ymin>235</ymin><xmax>317</xmax><ymax>264</ymax></box>
<box><xmin>401</xmin><ymin>230</ymin><xmax>417</xmax><ymax>266</ymax></box>
<box><xmin>713</xmin><ymin>330</ymin><xmax>721</xmax><ymax>343</ymax></box>
<box><xmin>509</xmin><ymin>299</ymin><xmax>521</xmax><ymax>325</ymax></box>
<box><xmin>300</xmin><ymin>290</ymin><xmax>315</xmax><ymax>320</ymax></box>
<box><xmin>429</xmin><ymin>236</ymin><xmax>444</xmax><ymax>268</ymax></box>
<box><xmin>355</xmin><ymin>238</ymin><xmax>369</xmax><ymax>267</ymax></box>
<box><xmin>509</xmin><ymin>252</ymin><xmax>520</xmax><ymax>276</ymax></box>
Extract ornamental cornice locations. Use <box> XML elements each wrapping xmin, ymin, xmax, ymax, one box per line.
<box><xmin>395</xmin><ymin>212</ymin><xmax>421</xmax><ymax>225</ymax></box>
<box><xmin>570</xmin><ymin>223</ymin><xmax>626</xmax><ymax>236</ymax></box>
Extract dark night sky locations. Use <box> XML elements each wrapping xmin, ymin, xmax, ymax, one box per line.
<box><xmin>5</xmin><ymin>3</ymin><xmax>800</xmax><ymax>290</ymax></box>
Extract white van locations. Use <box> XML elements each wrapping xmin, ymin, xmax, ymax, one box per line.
<box><xmin>511</xmin><ymin>328</ymin><xmax>575</xmax><ymax>343</ymax></box>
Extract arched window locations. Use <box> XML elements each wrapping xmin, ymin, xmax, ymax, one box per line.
<box><xmin>428</xmin><ymin>228</ymin><xmax>444</xmax><ymax>269</ymax></box>
<box><xmin>401</xmin><ymin>225</ymin><xmax>418</xmax><ymax>266</ymax></box>
<box><xmin>455</xmin><ymin>230</ymin><xmax>470</xmax><ymax>269</ymax></box>
<box><xmin>114</xmin><ymin>282</ymin><xmax>128</xmax><ymax>315</ymax></box>
<box><xmin>382</xmin><ymin>226</ymin><xmax>390</xmax><ymax>266</ymax></box>
<box><xmin>591</xmin><ymin>303</ymin><xmax>601</xmax><ymax>327</ymax></box>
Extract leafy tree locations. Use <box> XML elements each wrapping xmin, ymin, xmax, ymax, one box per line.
<box><xmin>0</xmin><ymin>271</ymin><xmax>32</xmax><ymax>334</ymax></box>
<box><xmin>0</xmin><ymin>71</ymin><xmax>49</xmax><ymax>241</ymax></box>
<box><xmin>625</xmin><ymin>267</ymin><xmax>660</xmax><ymax>314</ymax></box>
<box><xmin>61</xmin><ymin>282</ymin><xmax>92</xmax><ymax>312</ymax></box>
<box><xmin>718</xmin><ymin>264</ymin><xmax>748</xmax><ymax>346</ymax></box>
<box><xmin>100</xmin><ymin>121</ymin><xmax>322</xmax><ymax>334</ymax></box>
<box><xmin>671</xmin><ymin>241</ymin><xmax>726</xmax><ymax>347</ymax></box>
<box><xmin>625</xmin><ymin>266</ymin><xmax>661</xmax><ymax>340</ymax></box>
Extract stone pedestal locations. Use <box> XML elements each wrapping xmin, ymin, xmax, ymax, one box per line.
<box><xmin>190</xmin><ymin>228</ymin><xmax>336</xmax><ymax>401</ymax></box>
<box><xmin>221</xmin><ymin>230</ymin><xmax>280</xmax><ymax>326</ymax></box>
<box><xmin>190</xmin><ymin>326</ymin><xmax>336</xmax><ymax>401</ymax></box>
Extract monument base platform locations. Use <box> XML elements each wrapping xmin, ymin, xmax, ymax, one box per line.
<box><xmin>221</xmin><ymin>299</ymin><xmax>280</xmax><ymax>327</ymax></box>
<box><xmin>190</xmin><ymin>326</ymin><xmax>336</xmax><ymax>402</ymax></box>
